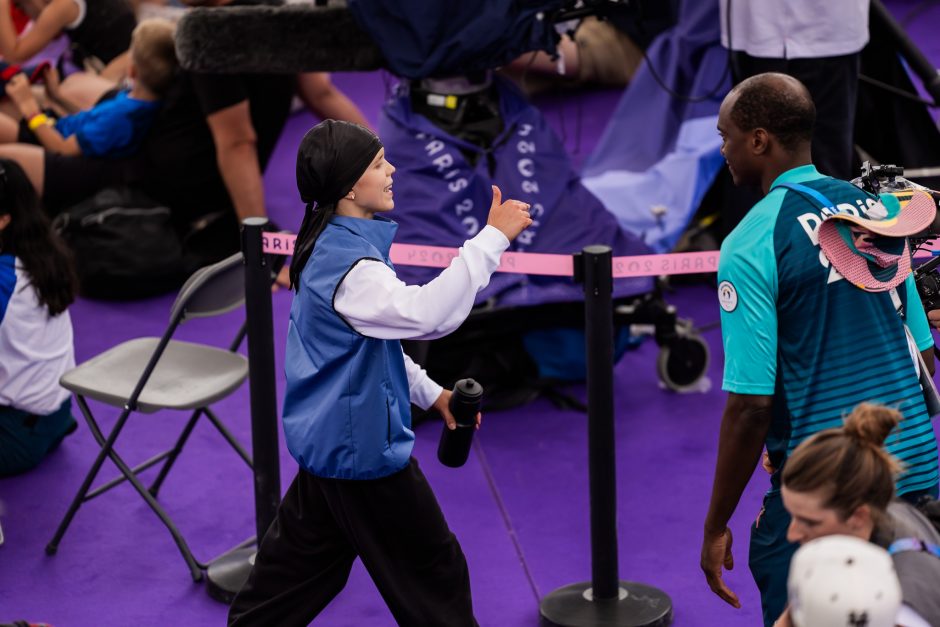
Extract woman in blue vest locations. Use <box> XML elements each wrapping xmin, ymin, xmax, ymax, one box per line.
<box><xmin>229</xmin><ymin>120</ymin><xmax>532</xmax><ymax>627</ymax></box>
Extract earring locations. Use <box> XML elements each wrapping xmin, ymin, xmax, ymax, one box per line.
<box><xmin>349</xmin><ymin>191</ymin><xmax>356</xmax><ymax>200</ymax></box>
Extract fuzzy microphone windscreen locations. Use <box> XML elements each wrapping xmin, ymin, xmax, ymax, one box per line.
<box><xmin>175</xmin><ymin>4</ymin><xmax>386</xmax><ymax>74</ymax></box>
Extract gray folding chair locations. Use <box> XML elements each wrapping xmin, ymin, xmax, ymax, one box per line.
<box><xmin>46</xmin><ymin>253</ymin><xmax>253</xmax><ymax>581</ymax></box>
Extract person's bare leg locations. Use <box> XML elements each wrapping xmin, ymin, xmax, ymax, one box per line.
<box><xmin>0</xmin><ymin>99</ymin><xmax>17</xmax><ymax>119</ymax></box>
<box><xmin>58</xmin><ymin>72</ymin><xmax>119</xmax><ymax>111</ymax></box>
<box><xmin>0</xmin><ymin>144</ymin><xmax>45</xmax><ymax>195</ymax></box>
<box><xmin>0</xmin><ymin>112</ymin><xmax>21</xmax><ymax>143</ymax></box>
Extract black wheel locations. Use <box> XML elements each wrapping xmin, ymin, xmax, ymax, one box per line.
<box><xmin>657</xmin><ymin>334</ymin><xmax>709</xmax><ymax>391</ymax></box>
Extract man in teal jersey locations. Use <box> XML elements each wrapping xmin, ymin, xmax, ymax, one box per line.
<box><xmin>699</xmin><ymin>73</ymin><xmax>939</xmax><ymax>627</ymax></box>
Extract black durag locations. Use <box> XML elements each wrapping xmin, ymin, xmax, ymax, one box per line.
<box><xmin>289</xmin><ymin>119</ymin><xmax>383</xmax><ymax>291</ymax></box>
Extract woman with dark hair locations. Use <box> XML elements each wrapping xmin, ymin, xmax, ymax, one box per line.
<box><xmin>0</xmin><ymin>157</ymin><xmax>78</xmax><ymax>476</ymax></box>
<box><xmin>229</xmin><ymin>119</ymin><xmax>532</xmax><ymax>626</ymax></box>
<box><xmin>776</xmin><ymin>403</ymin><xmax>940</xmax><ymax>626</ymax></box>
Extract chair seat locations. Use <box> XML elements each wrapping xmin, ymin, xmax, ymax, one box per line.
<box><xmin>61</xmin><ymin>338</ymin><xmax>249</xmax><ymax>413</ymax></box>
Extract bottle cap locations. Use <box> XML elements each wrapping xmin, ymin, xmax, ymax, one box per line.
<box><xmin>454</xmin><ymin>378</ymin><xmax>483</xmax><ymax>401</ymax></box>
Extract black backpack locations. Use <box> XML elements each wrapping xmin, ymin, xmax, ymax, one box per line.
<box><xmin>52</xmin><ymin>186</ymin><xmax>190</xmax><ymax>300</ymax></box>
<box><xmin>890</xmin><ymin>495</ymin><xmax>940</xmax><ymax>559</ymax></box>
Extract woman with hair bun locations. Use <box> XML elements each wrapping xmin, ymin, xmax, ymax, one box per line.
<box><xmin>777</xmin><ymin>403</ymin><xmax>940</xmax><ymax>626</ymax></box>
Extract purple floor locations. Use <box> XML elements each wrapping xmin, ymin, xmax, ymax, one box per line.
<box><xmin>3</xmin><ymin>3</ymin><xmax>940</xmax><ymax>625</ymax></box>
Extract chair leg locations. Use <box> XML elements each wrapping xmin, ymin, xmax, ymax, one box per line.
<box><xmin>100</xmin><ymin>436</ymin><xmax>205</xmax><ymax>582</ymax></box>
<box><xmin>148</xmin><ymin>408</ymin><xmax>204</xmax><ymax>498</ymax></box>
<box><xmin>47</xmin><ymin>397</ymin><xmax>204</xmax><ymax>582</ymax></box>
<box><xmin>46</xmin><ymin>397</ymin><xmax>132</xmax><ymax>556</ymax></box>
<box><xmin>203</xmin><ymin>407</ymin><xmax>253</xmax><ymax>468</ymax></box>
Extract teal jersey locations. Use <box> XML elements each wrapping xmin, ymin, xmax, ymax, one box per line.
<box><xmin>719</xmin><ymin>165</ymin><xmax>938</xmax><ymax>495</ymax></box>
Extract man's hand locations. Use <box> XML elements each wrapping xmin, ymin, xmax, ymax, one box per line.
<box><xmin>761</xmin><ymin>450</ymin><xmax>775</xmax><ymax>475</ymax></box>
<box><xmin>486</xmin><ymin>185</ymin><xmax>532</xmax><ymax>241</ymax></box>
<box><xmin>701</xmin><ymin>527</ymin><xmax>741</xmax><ymax>609</ymax></box>
<box><xmin>432</xmin><ymin>389</ymin><xmax>482</xmax><ymax>431</ymax></box>
<box><xmin>5</xmin><ymin>73</ymin><xmax>38</xmax><ymax>118</ymax></box>
<box><xmin>772</xmin><ymin>607</ymin><xmax>792</xmax><ymax>627</ymax></box>
<box><xmin>701</xmin><ymin>393</ymin><xmax>772</xmax><ymax>612</ymax></box>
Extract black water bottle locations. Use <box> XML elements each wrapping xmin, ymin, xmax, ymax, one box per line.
<box><xmin>437</xmin><ymin>379</ymin><xmax>483</xmax><ymax>468</ymax></box>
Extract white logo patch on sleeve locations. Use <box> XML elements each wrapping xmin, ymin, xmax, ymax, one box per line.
<box><xmin>718</xmin><ymin>280</ymin><xmax>738</xmax><ymax>312</ymax></box>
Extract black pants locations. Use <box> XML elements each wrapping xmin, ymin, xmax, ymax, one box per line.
<box><xmin>228</xmin><ymin>458</ymin><xmax>477</xmax><ymax>627</ymax></box>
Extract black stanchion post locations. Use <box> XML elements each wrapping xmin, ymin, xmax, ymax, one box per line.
<box><xmin>539</xmin><ymin>245</ymin><xmax>673</xmax><ymax>627</ymax></box>
<box><xmin>206</xmin><ymin>217</ymin><xmax>282</xmax><ymax>604</ymax></box>
<box><xmin>242</xmin><ymin>218</ymin><xmax>282</xmax><ymax>539</ymax></box>
<box><xmin>585</xmin><ymin>245</ymin><xmax>618</xmax><ymax>601</ymax></box>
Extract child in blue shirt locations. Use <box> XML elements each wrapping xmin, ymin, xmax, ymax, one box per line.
<box><xmin>0</xmin><ymin>18</ymin><xmax>176</xmax><ymax>159</ymax></box>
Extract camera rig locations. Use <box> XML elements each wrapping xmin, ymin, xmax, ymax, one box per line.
<box><xmin>852</xmin><ymin>161</ymin><xmax>940</xmax><ymax>313</ymax></box>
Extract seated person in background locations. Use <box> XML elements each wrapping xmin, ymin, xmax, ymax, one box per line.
<box><xmin>776</xmin><ymin>403</ymin><xmax>940</xmax><ymax>627</ymax></box>
<box><xmin>94</xmin><ymin>0</ymin><xmax>370</xmax><ymax>130</ymax></box>
<box><xmin>0</xmin><ymin>18</ymin><xmax>175</xmax><ymax>160</ymax></box>
<box><xmin>507</xmin><ymin>16</ymin><xmax>644</xmax><ymax>89</ymax></box>
<box><xmin>0</xmin><ymin>0</ymin><xmax>318</xmax><ymax>286</ymax></box>
<box><xmin>0</xmin><ymin>0</ymin><xmax>136</xmax><ymax>81</ymax></box>
<box><xmin>0</xmin><ymin>158</ymin><xmax>78</xmax><ymax>477</ymax></box>
<box><xmin>502</xmin><ymin>2</ymin><xmax>678</xmax><ymax>91</ymax></box>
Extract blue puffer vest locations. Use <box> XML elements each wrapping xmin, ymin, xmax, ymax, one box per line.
<box><xmin>283</xmin><ymin>215</ymin><xmax>413</xmax><ymax>480</ymax></box>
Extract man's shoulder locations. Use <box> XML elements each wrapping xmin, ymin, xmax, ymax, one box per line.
<box><xmin>721</xmin><ymin>194</ymin><xmax>782</xmax><ymax>253</ymax></box>
<box><xmin>785</xmin><ymin>175</ymin><xmax>867</xmax><ymax>205</ymax></box>
<box><xmin>188</xmin><ymin>70</ymin><xmax>292</xmax><ymax>93</ymax></box>
<box><xmin>188</xmin><ymin>70</ymin><xmax>293</xmax><ymax>116</ymax></box>
<box><xmin>769</xmin><ymin>175</ymin><xmax>871</xmax><ymax>229</ymax></box>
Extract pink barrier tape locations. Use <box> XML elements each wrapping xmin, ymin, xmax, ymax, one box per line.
<box><xmin>392</xmin><ymin>243</ymin><xmax>575</xmax><ymax>276</ymax></box>
<box><xmin>612</xmin><ymin>251</ymin><xmax>719</xmax><ymax>278</ymax></box>
<box><xmin>262</xmin><ymin>231</ymin><xmax>721</xmax><ymax>278</ymax></box>
<box><xmin>261</xmin><ymin>231</ymin><xmax>297</xmax><ymax>256</ymax></box>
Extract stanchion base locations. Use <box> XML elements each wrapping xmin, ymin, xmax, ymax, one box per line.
<box><xmin>206</xmin><ymin>547</ymin><xmax>256</xmax><ymax>605</ymax></box>
<box><xmin>540</xmin><ymin>581</ymin><xmax>673</xmax><ymax>627</ymax></box>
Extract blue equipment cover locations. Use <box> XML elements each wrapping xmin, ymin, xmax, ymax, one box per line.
<box><xmin>347</xmin><ymin>0</ymin><xmax>562</xmax><ymax>79</ymax></box>
<box><xmin>377</xmin><ymin>77</ymin><xmax>654</xmax><ymax>308</ymax></box>
<box><xmin>582</xmin><ymin>0</ymin><xmax>730</xmax><ymax>253</ymax></box>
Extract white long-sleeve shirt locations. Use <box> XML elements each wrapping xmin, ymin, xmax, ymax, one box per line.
<box><xmin>0</xmin><ymin>259</ymin><xmax>74</xmax><ymax>415</ymax></box>
<box><xmin>334</xmin><ymin>225</ymin><xmax>509</xmax><ymax>409</ymax></box>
